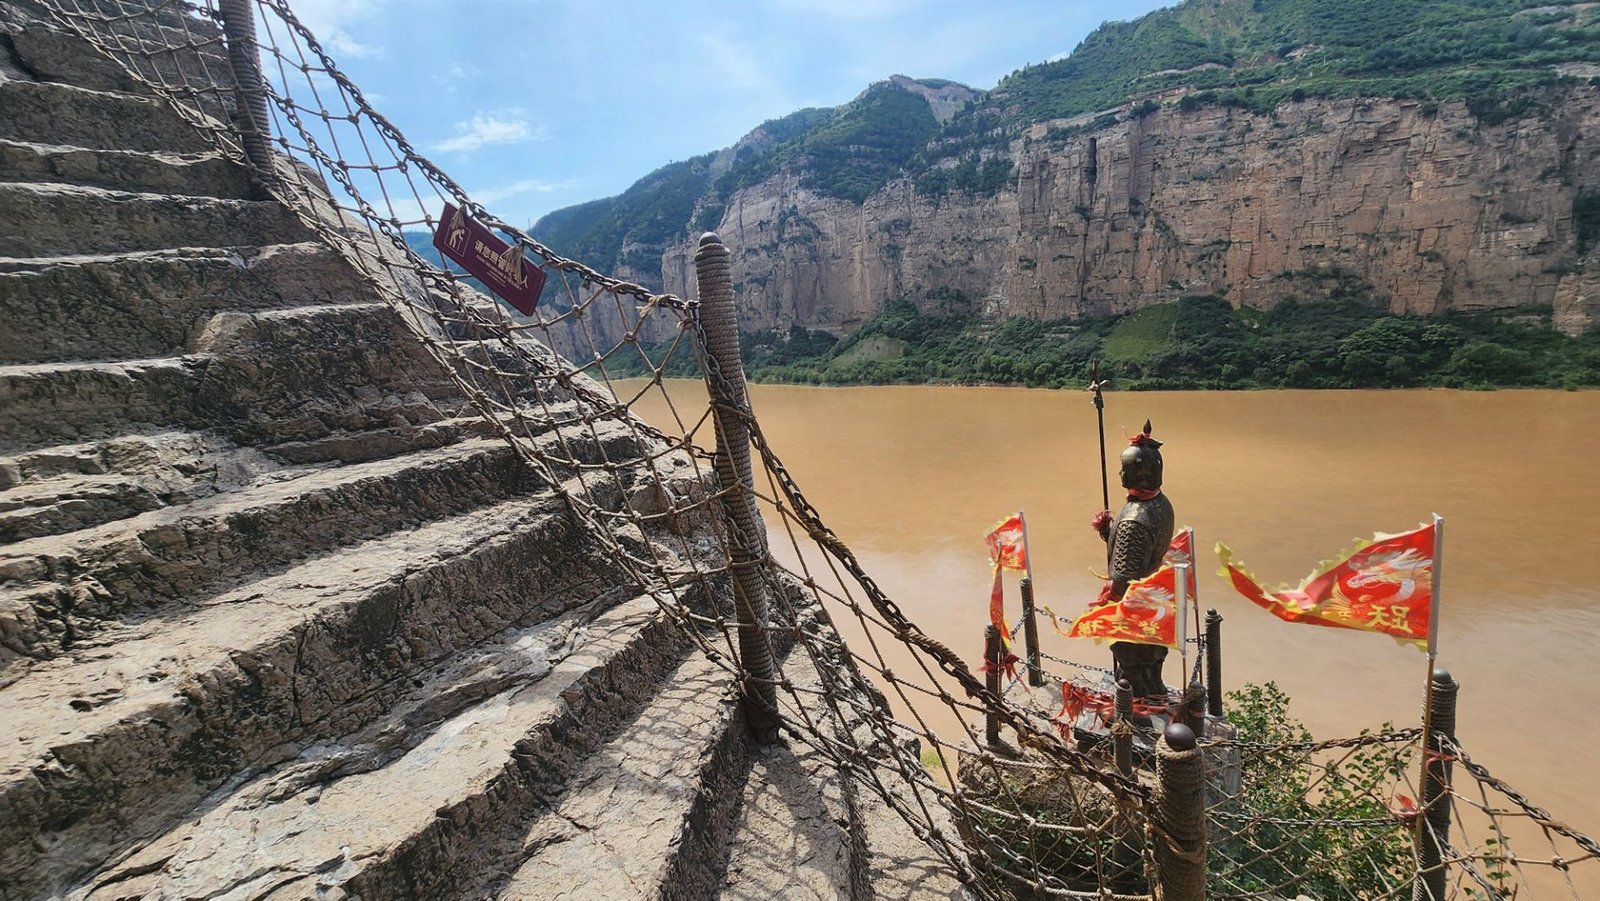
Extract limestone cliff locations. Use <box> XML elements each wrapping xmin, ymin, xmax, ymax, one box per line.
<box><xmin>656</xmin><ymin>91</ymin><xmax>1600</xmax><ymax>336</ymax></box>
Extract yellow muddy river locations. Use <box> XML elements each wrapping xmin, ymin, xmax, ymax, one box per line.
<box><xmin>626</xmin><ymin>381</ymin><xmax>1600</xmax><ymax>869</ymax></box>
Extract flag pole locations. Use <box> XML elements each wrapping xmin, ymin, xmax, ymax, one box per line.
<box><xmin>1176</xmin><ymin>561</ymin><xmax>1190</xmax><ymax>684</ymax></box>
<box><xmin>1020</xmin><ymin>510</ymin><xmax>1036</xmax><ymax>586</ymax></box>
<box><xmin>1427</xmin><ymin>514</ymin><xmax>1444</xmax><ymax>661</ymax></box>
<box><xmin>1089</xmin><ymin>363</ymin><xmax>1111</xmax><ymax>570</ymax></box>
<box><xmin>1420</xmin><ymin>514</ymin><xmax>1445</xmax><ymax>721</ymax></box>
<box><xmin>1416</xmin><ymin>513</ymin><xmax>1445</xmax><ymax>846</ymax></box>
<box><xmin>1188</xmin><ymin>527</ymin><xmax>1201</xmax><ymax>666</ymax></box>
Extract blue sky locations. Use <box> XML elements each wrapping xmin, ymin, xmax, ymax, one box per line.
<box><xmin>285</xmin><ymin>0</ymin><xmax>1175</xmax><ymax>229</ymax></box>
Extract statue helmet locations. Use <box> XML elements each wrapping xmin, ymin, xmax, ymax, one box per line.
<box><xmin>1119</xmin><ymin>420</ymin><xmax>1164</xmax><ymax>491</ymax></box>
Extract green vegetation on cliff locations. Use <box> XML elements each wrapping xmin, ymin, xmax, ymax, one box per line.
<box><xmin>713</xmin><ymin>84</ymin><xmax>941</xmax><ymax>204</ymax></box>
<box><xmin>614</xmin><ymin>295</ymin><xmax>1600</xmax><ymax>390</ymax></box>
<box><xmin>534</xmin><ymin>152</ymin><xmax>717</xmax><ymax>275</ymax></box>
<box><xmin>992</xmin><ymin>0</ymin><xmax>1600</xmax><ymax>123</ymax></box>
<box><xmin>529</xmin><ymin>82</ymin><xmax>946</xmax><ymax>281</ymax></box>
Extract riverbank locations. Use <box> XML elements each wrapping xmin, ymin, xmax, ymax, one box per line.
<box><xmin>620</xmin><ymin>295</ymin><xmax>1600</xmax><ymax>390</ymax></box>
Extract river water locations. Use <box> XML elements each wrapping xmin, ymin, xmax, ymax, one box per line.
<box><xmin>625</xmin><ymin>382</ymin><xmax>1600</xmax><ymax>868</ymax></box>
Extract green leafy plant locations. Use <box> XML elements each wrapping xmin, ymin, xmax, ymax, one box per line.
<box><xmin>1215</xmin><ymin>682</ymin><xmax>1413</xmax><ymax>898</ymax></box>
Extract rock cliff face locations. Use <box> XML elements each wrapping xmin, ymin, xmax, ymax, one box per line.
<box><xmin>659</xmin><ymin>92</ymin><xmax>1600</xmax><ymax>335</ymax></box>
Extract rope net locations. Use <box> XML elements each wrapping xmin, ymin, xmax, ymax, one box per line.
<box><xmin>27</xmin><ymin>1</ymin><xmax>1600</xmax><ymax>896</ymax></box>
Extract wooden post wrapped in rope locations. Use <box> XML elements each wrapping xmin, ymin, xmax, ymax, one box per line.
<box><xmin>1113</xmin><ymin>678</ymin><xmax>1134</xmax><ymax>776</ymax></box>
<box><xmin>1020</xmin><ymin>577</ymin><xmax>1042</xmax><ymax>687</ymax></box>
<box><xmin>1111</xmin><ymin>705</ymin><xmax>1141</xmax><ymax>894</ymax></box>
<box><xmin>217</xmin><ymin>0</ymin><xmax>275</xmax><ymax>183</ymax></box>
<box><xmin>694</xmin><ymin>232</ymin><xmax>781</xmax><ymax>744</ymax></box>
<box><xmin>983</xmin><ymin>624</ymin><xmax>1002</xmax><ymax>746</ymax></box>
<box><xmin>1413</xmin><ymin>669</ymin><xmax>1459</xmax><ymax>901</ymax></box>
<box><xmin>1174</xmin><ymin>682</ymin><xmax>1207</xmax><ymax>739</ymax></box>
<box><xmin>1153</xmin><ymin>723</ymin><xmax>1207</xmax><ymax>901</ymax></box>
<box><xmin>1205</xmin><ymin>608</ymin><xmax>1224</xmax><ymax>718</ymax></box>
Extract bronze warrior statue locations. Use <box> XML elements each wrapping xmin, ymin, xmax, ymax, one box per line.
<box><xmin>1091</xmin><ymin>422</ymin><xmax>1173</xmax><ymax>703</ymax></box>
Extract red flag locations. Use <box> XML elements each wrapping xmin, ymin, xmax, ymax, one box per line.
<box><xmin>984</xmin><ymin>513</ymin><xmax>1027</xmax><ymax>650</ymax></box>
<box><xmin>1067</xmin><ymin>564</ymin><xmax>1179</xmax><ymax>648</ymax></box>
<box><xmin>985</xmin><ymin>513</ymin><xmax>1028</xmax><ymax>572</ymax></box>
<box><xmin>1216</xmin><ymin>523</ymin><xmax>1435</xmax><ymax>647</ymax></box>
<box><xmin>989</xmin><ymin>565</ymin><xmax>1011</xmax><ymax>648</ymax></box>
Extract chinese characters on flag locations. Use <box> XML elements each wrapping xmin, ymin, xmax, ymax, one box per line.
<box><xmin>1064</xmin><ymin>529</ymin><xmax>1193</xmax><ymax>649</ymax></box>
<box><xmin>985</xmin><ymin>513</ymin><xmax>1028</xmax><ymax>572</ymax></box>
<box><xmin>1067</xmin><ymin>564</ymin><xmax>1180</xmax><ymax>648</ymax></box>
<box><xmin>1216</xmin><ymin>522</ymin><xmax>1436</xmax><ymax>648</ymax></box>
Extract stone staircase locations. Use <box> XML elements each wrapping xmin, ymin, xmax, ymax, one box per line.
<box><xmin>0</xmin><ymin>4</ymin><xmax>963</xmax><ymax>899</ymax></box>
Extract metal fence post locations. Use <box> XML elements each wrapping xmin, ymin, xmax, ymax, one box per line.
<box><xmin>1205</xmin><ymin>608</ymin><xmax>1224</xmax><ymax>718</ymax></box>
<box><xmin>983</xmin><ymin>624</ymin><xmax>1002</xmax><ymax>746</ymax></box>
<box><xmin>216</xmin><ymin>0</ymin><xmax>275</xmax><ymax>182</ymax></box>
<box><xmin>693</xmin><ymin>232</ymin><xmax>780</xmax><ymax>744</ymax></box>
<box><xmin>1413</xmin><ymin>669</ymin><xmax>1459</xmax><ymax>901</ymax></box>
<box><xmin>1153</xmin><ymin>723</ymin><xmax>1207</xmax><ymax>901</ymax></box>
<box><xmin>1020</xmin><ymin>577</ymin><xmax>1042</xmax><ymax>688</ymax></box>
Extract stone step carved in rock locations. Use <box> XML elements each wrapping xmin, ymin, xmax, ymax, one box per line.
<box><xmin>0</xmin><ymin>80</ymin><xmax>214</xmax><ymax>153</ymax></box>
<box><xmin>0</xmin><ymin>304</ymin><xmax>462</xmax><ymax>454</ymax></box>
<box><xmin>0</xmin><ymin>243</ymin><xmax>375</xmax><ymax>365</ymax></box>
<box><xmin>490</xmin><ymin>651</ymin><xmax>746</xmax><ymax>901</ymax></box>
<box><xmin>0</xmin><ymin>431</ymin><xmax>287</xmax><ymax>525</ymax></box>
<box><xmin>0</xmin><ymin>437</ymin><xmax>535</xmax><ymax>643</ymax></box>
<box><xmin>61</xmin><ymin>593</ymin><xmax>697</xmax><ymax>901</ymax></box>
<box><xmin>0</xmin><ymin>356</ymin><xmax>208</xmax><ymax>453</ymax></box>
<box><xmin>0</xmin><ymin>182</ymin><xmax>308</xmax><ymax>258</ymax></box>
<box><xmin>0</xmin><ymin>492</ymin><xmax>635</xmax><ymax>899</ymax></box>
<box><xmin>0</xmin><ymin>139</ymin><xmax>253</xmax><ymax>199</ymax></box>
<box><xmin>0</xmin><ymin>471</ymin><xmax>169</xmax><ymax>544</ymax></box>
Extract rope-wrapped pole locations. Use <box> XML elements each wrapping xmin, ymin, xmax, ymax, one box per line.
<box><xmin>1413</xmin><ymin>669</ymin><xmax>1459</xmax><ymax>901</ymax></box>
<box><xmin>694</xmin><ymin>232</ymin><xmax>780</xmax><ymax>744</ymax></box>
<box><xmin>1153</xmin><ymin>723</ymin><xmax>1207</xmax><ymax>901</ymax></box>
<box><xmin>1205</xmin><ymin>608</ymin><xmax>1224</xmax><ymax>718</ymax></box>
<box><xmin>983</xmin><ymin>624</ymin><xmax>1002</xmax><ymax>746</ymax></box>
<box><xmin>1175</xmin><ymin>682</ymin><xmax>1207</xmax><ymax>739</ymax></box>
<box><xmin>1113</xmin><ymin>678</ymin><xmax>1134</xmax><ymax>775</ymax></box>
<box><xmin>1020</xmin><ymin>577</ymin><xmax>1042</xmax><ymax>688</ymax></box>
<box><xmin>1111</xmin><ymin>689</ymin><xmax>1141</xmax><ymax>894</ymax></box>
<box><xmin>217</xmin><ymin>0</ymin><xmax>275</xmax><ymax>183</ymax></box>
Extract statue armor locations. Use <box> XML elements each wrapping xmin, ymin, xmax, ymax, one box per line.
<box><xmin>1099</xmin><ymin>424</ymin><xmax>1173</xmax><ymax>703</ymax></box>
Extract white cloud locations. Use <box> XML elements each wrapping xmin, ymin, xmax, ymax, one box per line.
<box><xmin>699</xmin><ymin>32</ymin><xmax>769</xmax><ymax>93</ymax></box>
<box><xmin>431</xmin><ymin>109</ymin><xmax>548</xmax><ymax>153</ymax></box>
<box><xmin>326</xmin><ymin>31</ymin><xmax>382</xmax><ymax>59</ymax></box>
<box><xmin>474</xmin><ymin>178</ymin><xmax>572</xmax><ymax>206</ymax></box>
<box><xmin>277</xmin><ymin>0</ymin><xmax>386</xmax><ymax>60</ymax></box>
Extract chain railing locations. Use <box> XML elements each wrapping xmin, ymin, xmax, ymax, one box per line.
<box><xmin>23</xmin><ymin>1</ymin><xmax>1600</xmax><ymax>896</ymax></box>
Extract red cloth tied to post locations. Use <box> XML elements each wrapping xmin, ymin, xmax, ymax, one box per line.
<box><xmin>1056</xmin><ymin>682</ymin><xmax>1117</xmax><ymax>730</ymax></box>
<box><xmin>1051</xmin><ymin>682</ymin><xmax>1171</xmax><ymax>739</ymax></box>
<box><xmin>979</xmin><ymin>645</ymin><xmax>1020</xmax><ymax>681</ymax></box>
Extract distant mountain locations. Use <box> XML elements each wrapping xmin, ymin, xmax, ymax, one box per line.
<box><xmin>524</xmin><ymin>0</ymin><xmax>1600</xmax><ymax>341</ymax></box>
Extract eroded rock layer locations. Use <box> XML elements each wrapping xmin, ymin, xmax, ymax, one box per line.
<box><xmin>658</xmin><ymin>93</ymin><xmax>1600</xmax><ymax>336</ymax></box>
